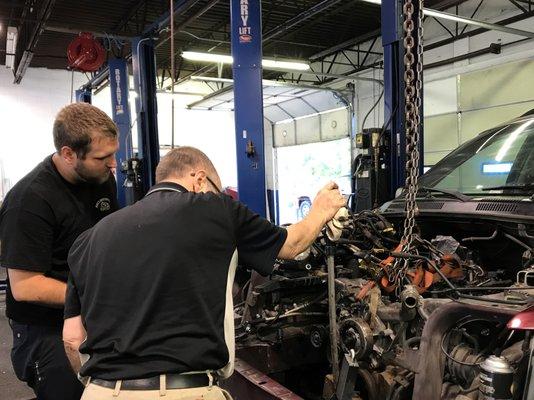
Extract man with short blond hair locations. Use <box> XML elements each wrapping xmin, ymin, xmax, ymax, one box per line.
<box><xmin>63</xmin><ymin>146</ymin><xmax>346</xmax><ymax>400</ymax></box>
<box><xmin>0</xmin><ymin>102</ymin><xmax>119</xmax><ymax>400</ymax></box>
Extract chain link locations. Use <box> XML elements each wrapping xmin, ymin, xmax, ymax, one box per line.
<box><xmin>397</xmin><ymin>0</ymin><xmax>424</xmax><ymax>276</ymax></box>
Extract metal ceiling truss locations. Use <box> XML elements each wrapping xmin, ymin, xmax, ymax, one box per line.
<box><xmin>165</xmin><ymin>0</ymin><xmax>349</xmax><ymax>85</ymax></box>
<box><xmin>306</xmin><ymin>0</ymin><xmax>534</xmax><ymax>81</ymax></box>
<box><xmin>110</xmin><ymin>0</ymin><xmax>177</xmax><ymax>35</ymax></box>
<box><xmin>112</xmin><ymin>0</ymin><xmax>151</xmax><ymax>33</ymax></box>
<box><xmin>263</xmin><ymin>0</ymin><xmax>345</xmax><ymax>41</ymax></box>
<box><xmin>424</xmin><ymin>6</ymin><xmax>534</xmax><ymax>51</ymax></box>
<box><xmin>13</xmin><ymin>0</ymin><xmax>56</xmax><ymax>83</ymax></box>
<box><xmin>303</xmin><ymin>37</ymin><xmax>383</xmax><ymax>85</ymax></box>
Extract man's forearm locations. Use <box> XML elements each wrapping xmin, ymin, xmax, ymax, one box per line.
<box><xmin>31</xmin><ymin>276</ymin><xmax>66</xmax><ymax>307</ymax></box>
<box><xmin>8</xmin><ymin>269</ymin><xmax>66</xmax><ymax>307</ymax></box>
<box><xmin>279</xmin><ymin>210</ymin><xmax>327</xmax><ymax>259</ymax></box>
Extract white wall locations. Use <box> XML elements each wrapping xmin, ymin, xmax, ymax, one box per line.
<box><xmin>93</xmin><ymin>88</ymin><xmax>238</xmax><ymax>188</ymax></box>
<box><xmin>157</xmin><ymin>93</ymin><xmax>237</xmax><ymax>187</ymax></box>
<box><xmin>0</xmin><ymin>67</ymin><xmax>86</xmax><ymax>191</ymax></box>
<box><xmin>0</xmin><ymin>67</ymin><xmax>237</xmax><ymax>193</ymax></box>
<box><xmin>334</xmin><ymin>0</ymin><xmax>534</xmax><ymax>166</ymax></box>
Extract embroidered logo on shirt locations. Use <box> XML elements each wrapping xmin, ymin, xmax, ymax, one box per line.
<box><xmin>95</xmin><ymin>198</ymin><xmax>111</xmax><ymax>212</ymax></box>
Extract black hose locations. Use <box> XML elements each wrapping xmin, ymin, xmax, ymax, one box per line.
<box><xmin>440</xmin><ymin>329</ymin><xmax>482</xmax><ymax>367</ymax></box>
<box><xmin>504</xmin><ymin>232</ymin><xmax>533</xmax><ymax>252</ymax></box>
<box><xmin>462</xmin><ymin>230</ymin><xmax>498</xmax><ymax>242</ymax></box>
<box><xmin>390</xmin><ymin>251</ymin><xmax>459</xmax><ymax>293</ymax></box>
<box><xmin>361</xmin><ymin>89</ymin><xmax>385</xmax><ymax>130</ymax></box>
<box><xmin>389</xmin><ymin>252</ymin><xmax>528</xmax><ymax>305</ymax></box>
<box><xmin>404</xmin><ymin>336</ymin><xmax>421</xmax><ymax>348</ymax></box>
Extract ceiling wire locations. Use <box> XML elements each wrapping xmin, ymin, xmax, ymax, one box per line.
<box><xmin>170</xmin><ymin>0</ymin><xmax>175</xmax><ymax>149</ymax></box>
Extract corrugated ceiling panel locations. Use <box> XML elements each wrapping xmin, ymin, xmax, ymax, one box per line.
<box><xmin>301</xmin><ymin>90</ymin><xmax>346</xmax><ymax>112</ymax></box>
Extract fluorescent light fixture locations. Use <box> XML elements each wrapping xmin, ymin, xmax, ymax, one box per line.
<box><xmin>182</xmin><ymin>51</ymin><xmax>310</xmax><ymax>71</ymax></box>
<box><xmin>495</xmin><ymin>119</ymin><xmax>534</xmax><ymax>161</ymax></box>
<box><xmin>190</xmin><ymin>77</ymin><xmax>298</xmax><ymax>88</ymax></box>
<box><xmin>482</xmin><ymin>162</ymin><xmax>513</xmax><ymax>174</ymax></box>
<box><xmin>182</xmin><ymin>51</ymin><xmax>233</xmax><ymax>64</ymax></box>
<box><xmin>6</xmin><ymin>26</ymin><xmax>17</xmax><ymax>70</ymax></box>
<box><xmin>190</xmin><ymin>76</ymin><xmax>234</xmax><ymax>83</ymax></box>
<box><xmin>262</xmin><ymin>59</ymin><xmax>309</xmax><ymax>71</ymax></box>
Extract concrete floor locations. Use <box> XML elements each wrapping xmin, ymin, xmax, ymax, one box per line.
<box><xmin>0</xmin><ymin>269</ymin><xmax>35</xmax><ymax>400</ymax></box>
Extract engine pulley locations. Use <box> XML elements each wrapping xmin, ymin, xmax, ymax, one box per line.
<box><xmin>339</xmin><ymin>318</ymin><xmax>374</xmax><ymax>360</ymax></box>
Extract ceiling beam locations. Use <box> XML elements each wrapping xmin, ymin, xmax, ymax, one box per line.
<box><xmin>309</xmin><ymin>0</ymin><xmax>469</xmax><ymax>61</ymax></box>
<box><xmin>111</xmin><ymin>0</ymin><xmax>147</xmax><ymax>33</ymax></box>
<box><xmin>155</xmin><ymin>0</ymin><xmax>220</xmax><ymax>49</ymax></box>
<box><xmin>425</xmin><ymin>8</ymin><xmax>534</xmax><ymax>50</ymax></box>
<box><xmin>424</xmin><ymin>8</ymin><xmax>534</xmax><ymax>38</ymax></box>
<box><xmin>263</xmin><ymin>0</ymin><xmax>345</xmax><ymax>41</ymax></box>
<box><xmin>14</xmin><ymin>0</ymin><xmax>56</xmax><ymax>84</ymax></box>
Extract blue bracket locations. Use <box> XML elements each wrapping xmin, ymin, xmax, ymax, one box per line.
<box><xmin>381</xmin><ymin>0</ymin><xmax>424</xmax><ymax>196</ymax></box>
<box><xmin>230</xmin><ymin>0</ymin><xmax>267</xmax><ymax>217</ymax></box>
<box><xmin>108</xmin><ymin>58</ymin><xmax>134</xmax><ymax>207</ymax></box>
<box><xmin>75</xmin><ymin>88</ymin><xmax>92</xmax><ymax>103</ymax></box>
<box><xmin>132</xmin><ymin>37</ymin><xmax>160</xmax><ymax>193</ymax></box>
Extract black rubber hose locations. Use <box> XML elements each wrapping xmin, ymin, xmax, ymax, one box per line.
<box><xmin>389</xmin><ymin>252</ymin><xmax>528</xmax><ymax>305</ymax></box>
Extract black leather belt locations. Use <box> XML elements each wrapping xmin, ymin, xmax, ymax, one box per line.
<box><xmin>91</xmin><ymin>373</ymin><xmax>214</xmax><ymax>390</ymax></box>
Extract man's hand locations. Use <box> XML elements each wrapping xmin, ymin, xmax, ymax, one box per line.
<box><xmin>278</xmin><ymin>182</ymin><xmax>346</xmax><ymax>260</ymax></box>
<box><xmin>310</xmin><ymin>182</ymin><xmax>347</xmax><ymax>224</ymax></box>
<box><xmin>63</xmin><ymin>316</ymin><xmax>87</xmax><ymax>375</ymax></box>
<box><xmin>8</xmin><ymin>269</ymin><xmax>66</xmax><ymax>307</ymax></box>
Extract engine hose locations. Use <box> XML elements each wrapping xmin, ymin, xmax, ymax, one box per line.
<box><xmin>390</xmin><ymin>252</ymin><xmax>459</xmax><ymax>293</ymax></box>
<box><xmin>404</xmin><ymin>336</ymin><xmax>422</xmax><ymax>348</ymax></box>
<box><xmin>462</xmin><ymin>230</ymin><xmax>498</xmax><ymax>242</ymax></box>
<box><xmin>390</xmin><ymin>252</ymin><xmax>528</xmax><ymax>305</ymax></box>
<box><xmin>504</xmin><ymin>232</ymin><xmax>533</xmax><ymax>252</ymax></box>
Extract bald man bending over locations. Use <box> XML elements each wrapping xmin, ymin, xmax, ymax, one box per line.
<box><xmin>62</xmin><ymin>146</ymin><xmax>346</xmax><ymax>400</ymax></box>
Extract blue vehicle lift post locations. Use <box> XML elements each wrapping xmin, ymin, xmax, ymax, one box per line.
<box><xmin>230</xmin><ymin>0</ymin><xmax>267</xmax><ymax>217</ymax></box>
<box><xmin>381</xmin><ymin>0</ymin><xmax>424</xmax><ymax>195</ymax></box>
<box><xmin>108</xmin><ymin>58</ymin><xmax>134</xmax><ymax>207</ymax></box>
<box><xmin>131</xmin><ymin>36</ymin><xmax>160</xmax><ymax>193</ymax></box>
<box><xmin>75</xmin><ymin>75</ymin><xmax>132</xmax><ymax>205</ymax></box>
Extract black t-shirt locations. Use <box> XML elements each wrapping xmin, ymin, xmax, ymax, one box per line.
<box><xmin>65</xmin><ymin>182</ymin><xmax>287</xmax><ymax>380</ymax></box>
<box><xmin>0</xmin><ymin>155</ymin><xmax>118</xmax><ymax>327</ymax></box>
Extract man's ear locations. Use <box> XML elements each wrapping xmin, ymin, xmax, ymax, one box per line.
<box><xmin>60</xmin><ymin>146</ymin><xmax>77</xmax><ymax>166</ymax></box>
<box><xmin>192</xmin><ymin>170</ymin><xmax>207</xmax><ymax>193</ymax></box>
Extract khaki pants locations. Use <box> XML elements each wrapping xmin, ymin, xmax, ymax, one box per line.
<box><xmin>81</xmin><ymin>381</ymin><xmax>233</xmax><ymax>400</ymax></box>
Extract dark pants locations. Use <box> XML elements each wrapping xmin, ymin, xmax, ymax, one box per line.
<box><xmin>10</xmin><ymin>320</ymin><xmax>84</xmax><ymax>400</ymax></box>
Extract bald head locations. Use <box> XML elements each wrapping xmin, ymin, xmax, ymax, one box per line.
<box><xmin>156</xmin><ymin>146</ymin><xmax>221</xmax><ymax>192</ymax></box>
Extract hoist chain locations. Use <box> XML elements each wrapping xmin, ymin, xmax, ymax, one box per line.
<box><xmin>396</xmin><ymin>0</ymin><xmax>424</xmax><ymax>278</ymax></box>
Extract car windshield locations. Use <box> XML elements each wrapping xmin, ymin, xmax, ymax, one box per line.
<box><xmin>419</xmin><ymin>118</ymin><xmax>534</xmax><ymax>195</ymax></box>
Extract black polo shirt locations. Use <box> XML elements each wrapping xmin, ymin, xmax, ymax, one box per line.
<box><xmin>0</xmin><ymin>155</ymin><xmax>118</xmax><ymax>327</ymax></box>
<box><xmin>65</xmin><ymin>182</ymin><xmax>287</xmax><ymax>380</ymax></box>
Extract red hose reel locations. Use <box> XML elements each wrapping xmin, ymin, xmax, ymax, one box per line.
<box><xmin>67</xmin><ymin>32</ymin><xmax>105</xmax><ymax>72</ymax></box>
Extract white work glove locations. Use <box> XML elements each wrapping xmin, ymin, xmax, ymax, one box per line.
<box><xmin>326</xmin><ymin>207</ymin><xmax>350</xmax><ymax>241</ymax></box>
